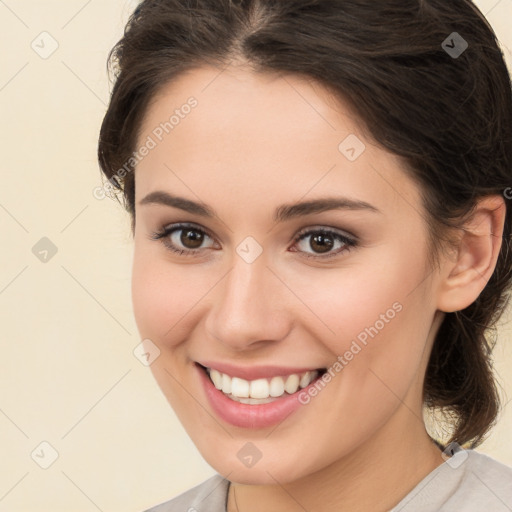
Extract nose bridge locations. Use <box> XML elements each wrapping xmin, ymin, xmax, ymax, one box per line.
<box><xmin>206</xmin><ymin>247</ymin><xmax>289</xmax><ymax>349</ymax></box>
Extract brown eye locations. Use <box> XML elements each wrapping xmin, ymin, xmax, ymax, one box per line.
<box><xmin>293</xmin><ymin>228</ymin><xmax>357</xmax><ymax>259</ymax></box>
<box><xmin>308</xmin><ymin>233</ymin><xmax>335</xmax><ymax>254</ymax></box>
<box><xmin>151</xmin><ymin>223</ymin><xmax>216</xmax><ymax>255</ymax></box>
<box><xmin>180</xmin><ymin>228</ymin><xmax>205</xmax><ymax>249</ymax></box>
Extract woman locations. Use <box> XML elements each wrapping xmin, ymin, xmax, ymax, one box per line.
<box><xmin>97</xmin><ymin>0</ymin><xmax>512</xmax><ymax>510</ymax></box>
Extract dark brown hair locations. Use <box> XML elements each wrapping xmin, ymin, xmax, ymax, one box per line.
<box><xmin>98</xmin><ymin>0</ymin><xmax>512</xmax><ymax>448</ymax></box>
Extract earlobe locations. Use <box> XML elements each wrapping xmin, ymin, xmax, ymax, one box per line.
<box><xmin>437</xmin><ymin>195</ymin><xmax>506</xmax><ymax>313</ymax></box>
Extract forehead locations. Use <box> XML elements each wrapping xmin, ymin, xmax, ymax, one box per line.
<box><xmin>135</xmin><ymin>65</ymin><xmax>423</xmax><ymax>220</ymax></box>
<box><xmin>138</xmin><ymin>65</ymin><xmax>357</xmax><ymax>152</ymax></box>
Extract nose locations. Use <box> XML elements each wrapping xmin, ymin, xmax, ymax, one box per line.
<box><xmin>204</xmin><ymin>248</ymin><xmax>292</xmax><ymax>351</ymax></box>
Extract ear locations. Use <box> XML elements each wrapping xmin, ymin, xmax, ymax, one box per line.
<box><xmin>437</xmin><ymin>195</ymin><xmax>506</xmax><ymax>313</ymax></box>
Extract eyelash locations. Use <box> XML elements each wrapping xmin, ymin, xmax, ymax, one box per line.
<box><xmin>149</xmin><ymin>222</ymin><xmax>357</xmax><ymax>260</ymax></box>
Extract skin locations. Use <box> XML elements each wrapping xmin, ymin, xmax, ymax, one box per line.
<box><xmin>130</xmin><ymin>64</ymin><xmax>505</xmax><ymax>512</ymax></box>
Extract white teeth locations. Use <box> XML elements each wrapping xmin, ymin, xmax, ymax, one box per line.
<box><xmin>231</xmin><ymin>377</ymin><xmax>249</xmax><ymax>398</ymax></box>
<box><xmin>250</xmin><ymin>378</ymin><xmax>270</xmax><ymax>399</ymax></box>
<box><xmin>206</xmin><ymin>367</ymin><xmax>320</xmax><ymax>401</ymax></box>
<box><xmin>210</xmin><ymin>369</ymin><xmax>223</xmax><ymax>390</ymax></box>
<box><xmin>221</xmin><ymin>373</ymin><xmax>231</xmax><ymax>394</ymax></box>
<box><xmin>230</xmin><ymin>396</ymin><xmax>276</xmax><ymax>405</ymax></box>
<box><xmin>300</xmin><ymin>371</ymin><xmax>313</xmax><ymax>389</ymax></box>
<box><xmin>269</xmin><ymin>376</ymin><xmax>285</xmax><ymax>397</ymax></box>
<box><xmin>284</xmin><ymin>374</ymin><xmax>300</xmax><ymax>394</ymax></box>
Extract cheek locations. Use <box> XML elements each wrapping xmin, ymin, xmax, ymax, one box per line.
<box><xmin>288</xmin><ymin>252</ymin><xmax>421</xmax><ymax>350</ymax></box>
<box><xmin>294</xmin><ymin>243</ymin><xmax>432</xmax><ymax>392</ymax></box>
<box><xmin>131</xmin><ymin>246</ymin><xmax>200</xmax><ymax>344</ymax></box>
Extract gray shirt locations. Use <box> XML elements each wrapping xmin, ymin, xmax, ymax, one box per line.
<box><xmin>143</xmin><ymin>449</ymin><xmax>512</xmax><ymax>511</ymax></box>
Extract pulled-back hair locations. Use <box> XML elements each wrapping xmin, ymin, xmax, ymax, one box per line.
<box><xmin>98</xmin><ymin>0</ymin><xmax>512</xmax><ymax>448</ymax></box>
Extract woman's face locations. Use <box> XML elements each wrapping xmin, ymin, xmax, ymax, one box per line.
<box><xmin>132</xmin><ymin>65</ymin><xmax>445</xmax><ymax>484</ymax></box>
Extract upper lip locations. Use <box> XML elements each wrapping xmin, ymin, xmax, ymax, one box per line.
<box><xmin>197</xmin><ymin>361</ymin><xmax>326</xmax><ymax>381</ymax></box>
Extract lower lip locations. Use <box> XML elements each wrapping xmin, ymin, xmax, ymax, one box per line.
<box><xmin>196</xmin><ymin>364</ymin><xmax>322</xmax><ymax>429</ymax></box>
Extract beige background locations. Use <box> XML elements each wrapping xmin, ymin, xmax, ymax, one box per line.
<box><xmin>0</xmin><ymin>1</ymin><xmax>511</xmax><ymax>511</ymax></box>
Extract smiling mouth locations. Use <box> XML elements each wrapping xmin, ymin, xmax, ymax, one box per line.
<box><xmin>198</xmin><ymin>364</ymin><xmax>327</xmax><ymax>404</ymax></box>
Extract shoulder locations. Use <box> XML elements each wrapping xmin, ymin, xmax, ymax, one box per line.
<box><xmin>391</xmin><ymin>449</ymin><xmax>512</xmax><ymax>512</ymax></box>
<box><xmin>444</xmin><ymin>450</ymin><xmax>511</xmax><ymax>508</ymax></box>
<box><xmin>456</xmin><ymin>450</ymin><xmax>512</xmax><ymax>505</ymax></box>
<box><xmin>142</xmin><ymin>474</ymin><xmax>230</xmax><ymax>512</ymax></box>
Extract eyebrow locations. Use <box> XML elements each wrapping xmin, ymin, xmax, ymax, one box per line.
<box><xmin>139</xmin><ymin>190</ymin><xmax>381</xmax><ymax>222</ymax></box>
